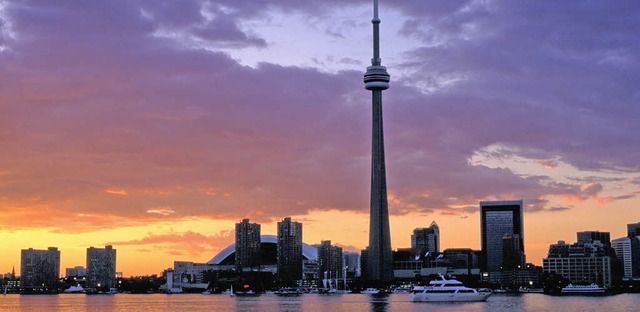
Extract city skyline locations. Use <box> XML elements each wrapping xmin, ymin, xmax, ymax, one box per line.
<box><xmin>1</xmin><ymin>1</ymin><xmax>639</xmax><ymax>276</ymax></box>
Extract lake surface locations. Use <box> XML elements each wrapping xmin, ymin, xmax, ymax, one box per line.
<box><xmin>1</xmin><ymin>293</ymin><xmax>639</xmax><ymax>311</ymax></box>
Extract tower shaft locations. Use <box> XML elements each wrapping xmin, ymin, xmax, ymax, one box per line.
<box><xmin>368</xmin><ymin>90</ymin><xmax>393</xmax><ymax>281</ymax></box>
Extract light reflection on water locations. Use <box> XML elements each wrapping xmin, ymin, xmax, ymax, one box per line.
<box><xmin>1</xmin><ymin>293</ymin><xmax>640</xmax><ymax>312</ymax></box>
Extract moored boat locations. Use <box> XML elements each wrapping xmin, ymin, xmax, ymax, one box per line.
<box><xmin>361</xmin><ymin>288</ymin><xmax>381</xmax><ymax>294</ymax></box>
<box><xmin>409</xmin><ymin>274</ymin><xmax>492</xmax><ymax>302</ymax></box>
<box><xmin>274</xmin><ymin>288</ymin><xmax>304</xmax><ymax>296</ymax></box>
<box><xmin>560</xmin><ymin>283</ymin><xmax>606</xmax><ymax>295</ymax></box>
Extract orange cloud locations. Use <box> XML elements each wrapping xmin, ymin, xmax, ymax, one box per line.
<box><xmin>106</xmin><ymin>230</ymin><xmax>234</xmax><ymax>256</ymax></box>
<box><xmin>146</xmin><ymin>208</ymin><xmax>175</xmax><ymax>216</ymax></box>
<box><xmin>105</xmin><ymin>189</ymin><xmax>128</xmax><ymax>196</ymax></box>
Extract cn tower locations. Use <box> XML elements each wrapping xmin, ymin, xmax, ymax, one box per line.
<box><xmin>363</xmin><ymin>0</ymin><xmax>393</xmax><ymax>282</ymax></box>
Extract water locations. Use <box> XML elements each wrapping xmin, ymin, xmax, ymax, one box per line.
<box><xmin>1</xmin><ymin>293</ymin><xmax>639</xmax><ymax>312</ymax></box>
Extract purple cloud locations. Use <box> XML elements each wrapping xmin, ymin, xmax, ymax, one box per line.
<box><xmin>0</xmin><ymin>0</ymin><xmax>638</xmax><ymax>232</ymax></box>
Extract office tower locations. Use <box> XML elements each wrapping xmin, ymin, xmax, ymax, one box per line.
<box><xmin>411</xmin><ymin>221</ymin><xmax>440</xmax><ymax>254</ymax></box>
<box><xmin>628</xmin><ymin>222</ymin><xmax>640</xmax><ymax>237</ymax></box>
<box><xmin>612</xmin><ymin>236</ymin><xmax>640</xmax><ymax>278</ymax></box>
<box><xmin>501</xmin><ymin>234</ymin><xmax>525</xmax><ymax>270</ymax></box>
<box><xmin>318</xmin><ymin>241</ymin><xmax>343</xmax><ymax>282</ymax></box>
<box><xmin>86</xmin><ymin>245</ymin><xmax>117</xmax><ymax>289</ymax></box>
<box><xmin>20</xmin><ymin>247</ymin><xmax>60</xmax><ymax>289</ymax></box>
<box><xmin>343</xmin><ymin>252</ymin><xmax>360</xmax><ymax>277</ymax></box>
<box><xmin>277</xmin><ymin>217</ymin><xmax>303</xmax><ymax>286</ymax></box>
<box><xmin>235</xmin><ymin>218</ymin><xmax>261</xmax><ymax>272</ymax></box>
<box><xmin>577</xmin><ymin>231</ymin><xmax>611</xmax><ymax>246</ymax></box>
<box><xmin>360</xmin><ymin>248</ymin><xmax>369</xmax><ymax>280</ymax></box>
<box><xmin>480</xmin><ymin>200</ymin><xmax>525</xmax><ymax>272</ymax></box>
<box><xmin>364</xmin><ymin>0</ymin><xmax>393</xmax><ymax>283</ymax></box>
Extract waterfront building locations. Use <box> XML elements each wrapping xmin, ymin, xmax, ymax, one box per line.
<box><xmin>20</xmin><ymin>247</ymin><xmax>60</xmax><ymax>289</ymax></box>
<box><xmin>235</xmin><ymin>218</ymin><xmax>261</xmax><ymax>272</ymax></box>
<box><xmin>86</xmin><ymin>245</ymin><xmax>117</xmax><ymax>289</ymax></box>
<box><xmin>577</xmin><ymin>231</ymin><xmax>611</xmax><ymax>246</ymax></box>
<box><xmin>169</xmin><ymin>261</ymin><xmax>213</xmax><ymax>290</ymax></box>
<box><xmin>612</xmin><ymin>236</ymin><xmax>640</xmax><ymax>278</ymax></box>
<box><xmin>442</xmin><ymin>248</ymin><xmax>481</xmax><ymax>274</ymax></box>
<box><xmin>411</xmin><ymin>221</ymin><xmax>440</xmax><ymax>255</ymax></box>
<box><xmin>318</xmin><ymin>240</ymin><xmax>343</xmax><ymax>284</ymax></box>
<box><xmin>277</xmin><ymin>217</ymin><xmax>303</xmax><ymax>286</ymax></box>
<box><xmin>543</xmin><ymin>240</ymin><xmax>613</xmax><ymax>287</ymax></box>
<box><xmin>364</xmin><ymin>0</ymin><xmax>394</xmax><ymax>282</ymax></box>
<box><xmin>480</xmin><ymin>200</ymin><xmax>525</xmax><ymax>274</ymax></box>
<box><xmin>65</xmin><ymin>266</ymin><xmax>86</xmax><ymax>278</ymax></box>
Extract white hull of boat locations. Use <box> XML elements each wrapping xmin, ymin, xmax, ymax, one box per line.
<box><xmin>410</xmin><ymin>292</ymin><xmax>492</xmax><ymax>302</ymax></box>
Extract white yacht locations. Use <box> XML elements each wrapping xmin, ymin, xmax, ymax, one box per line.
<box><xmin>561</xmin><ymin>283</ymin><xmax>606</xmax><ymax>295</ymax></box>
<box><xmin>409</xmin><ymin>275</ymin><xmax>492</xmax><ymax>302</ymax></box>
<box><xmin>360</xmin><ymin>288</ymin><xmax>381</xmax><ymax>294</ymax></box>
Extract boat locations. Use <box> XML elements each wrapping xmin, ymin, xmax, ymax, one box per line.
<box><xmin>560</xmin><ymin>283</ymin><xmax>606</xmax><ymax>295</ymax></box>
<box><xmin>361</xmin><ymin>288</ymin><xmax>381</xmax><ymax>294</ymax></box>
<box><xmin>409</xmin><ymin>274</ymin><xmax>492</xmax><ymax>302</ymax></box>
<box><xmin>518</xmin><ymin>287</ymin><xmax>544</xmax><ymax>293</ymax></box>
<box><xmin>274</xmin><ymin>288</ymin><xmax>304</xmax><ymax>296</ymax></box>
<box><xmin>393</xmin><ymin>286</ymin><xmax>412</xmax><ymax>293</ymax></box>
<box><xmin>235</xmin><ymin>290</ymin><xmax>258</xmax><ymax>296</ymax></box>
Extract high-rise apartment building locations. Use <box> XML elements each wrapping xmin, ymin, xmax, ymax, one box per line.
<box><xmin>277</xmin><ymin>217</ymin><xmax>303</xmax><ymax>286</ymax></box>
<box><xmin>86</xmin><ymin>245</ymin><xmax>117</xmax><ymax>289</ymax></box>
<box><xmin>318</xmin><ymin>240</ymin><xmax>343</xmax><ymax>282</ymax></box>
<box><xmin>20</xmin><ymin>247</ymin><xmax>60</xmax><ymax>289</ymax></box>
<box><xmin>411</xmin><ymin>221</ymin><xmax>439</xmax><ymax>254</ymax></box>
<box><xmin>235</xmin><ymin>218</ymin><xmax>261</xmax><ymax>272</ymax></box>
<box><xmin>480</xmin><ymin>200</ymin><xmax>525</xmax><ymax>272</ymax></box>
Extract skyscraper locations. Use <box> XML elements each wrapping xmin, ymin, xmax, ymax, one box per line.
<box><xmin>20</xmin><ymin>247</ymin><xmax>60</xmax><ymax>289</ymax></box>
<box><xmin>86</xmin><ymin>245</ymin><xmax>117</xmax><ymax>289</ymax></box>
<box><xmin>480</xmin><ymin>200</ymin><xmax>525</xmax><ymax>272</ymax></box>
<box><xmin>364</xmin><ymin>0</ymin><xmax>393</xmax><ymax>282</ymax></box>
<box><xmin>612</xmin><ymin>236</ymin><xmax>640</xmax><ymax>278</ymax></box>
<box><xmin>411</xmin><ymin>221</ymin><xmax>440</xmax><ymax>254</ymax></box>
<box><xmin>628</xmin><ymin>222</ymin><xmax>640</xmax><ymax>237</ymax></box>
<box><xmin>318</xmin><ymin>240</ymin><xmax>343</xmax><ymax>283</ymax></box>
<box><xmin>235</xmin><ymin>218</ymin><xmax>261</xmax><ymax>272</ymax></box>
<box><xmin>277</xmin><ymin>217</ymin><xmax>303</xmax><ymax>286</ymax></box>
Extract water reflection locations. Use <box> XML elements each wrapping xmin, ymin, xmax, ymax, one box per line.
<box><xmin>277</xmin><ymin>296</ymin><xmax>303</xmax><ymax>312</ymax></box>
<box><xmin>369</xmin><ymin>294</ymin><xmax>389</xmax><ymax>312</ymax></box>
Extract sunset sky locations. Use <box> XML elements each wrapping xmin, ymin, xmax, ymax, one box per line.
<box><xmin>1</xmin><ymin>0</ymin><xmax>639</xmax><ymax>277</ymax></box>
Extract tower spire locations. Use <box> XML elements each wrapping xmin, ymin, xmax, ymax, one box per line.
<box><xmin>363</xmin><ymin>0</ymin><xmax>393</xmax><ymax>282</ymax></box>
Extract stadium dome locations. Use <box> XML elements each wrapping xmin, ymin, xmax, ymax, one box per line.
<box><xmin>207</xmin><ymin>235</ymin><xmax>318</xmax><ymax>265</ymax></box>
